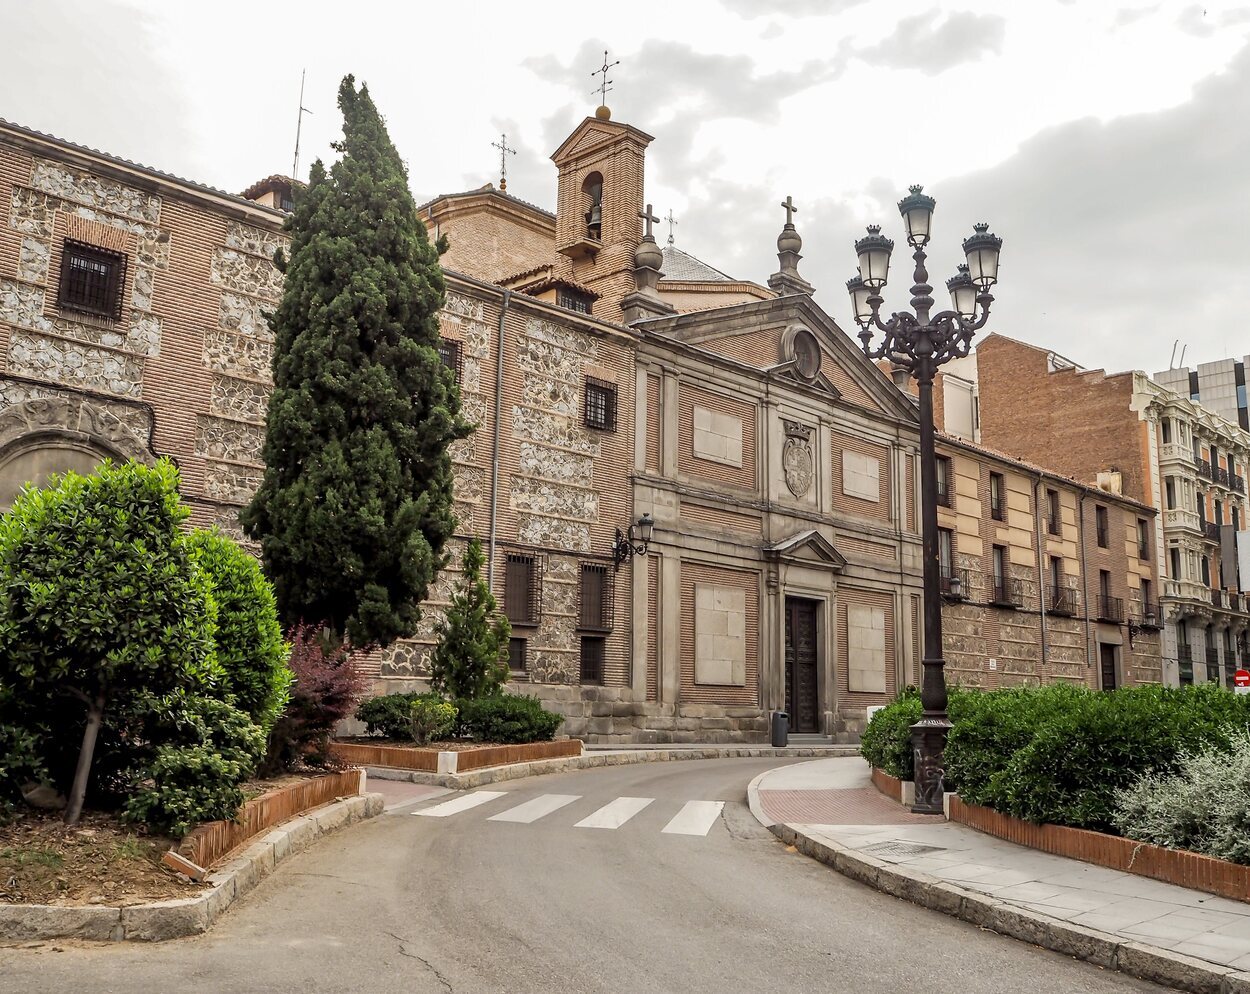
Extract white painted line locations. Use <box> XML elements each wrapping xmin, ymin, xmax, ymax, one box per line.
<box><xmin>662</xmin><ymin>800</ymin><xmax>725</xmax><ymax>836</ymax></box>
<box><xmin>412</xmin><ymin>790</ymin><xmax>508</xmax><ymax>818</ymax></box>
<box><xmin>574</xmin><ymin>796</ymin><xmax>654</xmax><ymax>830</ymax></box>
<box><xmin>488</xmin><ymin>794</ymin><xmax>581</xmax><ymax>824</ymax></box>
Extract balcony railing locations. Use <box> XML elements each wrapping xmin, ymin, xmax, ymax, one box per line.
<box><xmin>1047</xmin><ymin>515</ymin><xmax>1061</xmax><ymax>536</ymax></box>
<box><xmin>1178</xmin><ymin>645</ymin><xmax>1194</xmax><ymax>684</ymax></box>
<box><xmin>1132</xmin><ymin>602</ymin><xmax>1161</xmax><ymax>629</ymax></box>
<box><xmin>1215</xmin><ymin>466</ymin><xmax>1230</xmax><ymax>486</ymax></box>
<box><xmin>1138</xmin><ymin>541</ymin><xmax>1150</xmax><ymax>561</ymax></box>
<box><xmin>939</xmin><ymin>566</ymin><xmax>969</xmax><ymax>600</ymax></box>
<box><xmin>1047</xmin><ymin>585</ymin><xmax>1078</xmax><ymax>616</ymax></box>
<box><xmin>1206</xmin><ymin>646</ymin><xmax>1220</xmax><ymax>683</ymax></box>
<box><xmin>1198</xmin><ymin>457</ymin><xmax>1212</xmax><ymax>479</ymax></box>
<box><xmin>1163</xmin><ymin>508</ymin><xmax>1201</xmax><ymax>533</ymax></box>
<box><xmin>990</xmin><ymin>501</ymin><xmax>1006</xmax><ymax>522</ymax></box>
<box><xmin>1204</xmin><ymin>521</ymin><xmax>1220</xmax><ymax>541</ymax></box>
<box><xmin>936</xmin><ymin>487</ymin><xmax>952</xmax><ymax>508</ymax></box>
<box><xmin>988</xmin><ymin>574</ymin><xmax>1022</xmax><ymax>608</ymax></box>
<box><xmin>1158</xmin><ymin>441</ymin><xmax>1195</xmax><ymax>465</ymax></box>
<box><xmin>1096</xmin><ymin>594</ymin><xmax>1124</xmax><ymax>623</ymax></box>
<box><xmin>1234</xmin><ymin>474</ymin><xmax>1246</xmax><ymax>494</ymax></box>
<box><xmin>1211</xmin><ymin>588</ymin><xmax>1226</xmax><ymax>609</ymax></box>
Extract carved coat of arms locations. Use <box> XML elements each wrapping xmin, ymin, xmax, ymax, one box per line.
<box><xmin>782</xmin><ymin>420</ymin><xmax>814</xmax><ymax>498</ymax></box>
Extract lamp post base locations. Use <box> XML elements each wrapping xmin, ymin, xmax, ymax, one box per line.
<box><xmin>910</xmin><ymin>715</ymin><xmax>952</xmax><ymax>815</ymax></box>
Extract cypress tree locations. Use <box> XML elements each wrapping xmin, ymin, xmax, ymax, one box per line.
<box><xmin>242</xmin><ymin>76</ymin><xmax>468</xmax><ymax>648</ymax></box>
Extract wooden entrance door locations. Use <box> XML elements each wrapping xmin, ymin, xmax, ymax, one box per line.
<box><xmin>785</xmin><ymin>598</ymin><xmax>820</xmax><ymax>733</ymax></box>
<box><xmin>1099</xmin><ymin>643</ymin><xmax>1118</xmax><ymax>691</ymax></box>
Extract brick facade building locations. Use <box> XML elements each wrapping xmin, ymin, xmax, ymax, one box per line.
<box><xmin>0</xmin><ymin>108</ymin><xmax>1166</xmax><ymax>744</ymax></box>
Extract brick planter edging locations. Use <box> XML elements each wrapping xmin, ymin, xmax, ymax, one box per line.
<box><xmin>366</xmin><ymin>744</ymin><xmax>861</xmax><ymax>789</ymax></box>
<box><xmin>770</xmin><ymin>820</ymin><xmax>1250</xmax><ymax>994</ymax></box>
<box><xmin>328</xmin><ymin>738</ymin><xmax>582</xmax><ymax>775</ymax></box>
<box><xmin>181</xmin><ymin>768</ymin><xmax>366</xmax><ymax>870</ymax></box>
<box><xmin>0</xmin><ymin>791</ymin><xmax>385</xmax><ymax>943</ymax></box>
<box><xmin>948</xmin><ymin>796</ymin><xmax>1250</xmax><ymax>905</ymax></box>
<box><xmin>869</xmin><ymin>767</ymin><xmax>916</xmax><ymax>807</ymax></box>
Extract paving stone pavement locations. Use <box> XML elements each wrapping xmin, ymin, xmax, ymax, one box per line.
<box><xmin>753</xmin><ymin>757</ymin><xmax>1250</xmax><ymax>973</ymax></box>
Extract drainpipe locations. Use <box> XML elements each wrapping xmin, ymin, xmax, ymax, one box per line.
<box><xmin>1078</xmin><ymin>491</ymin><xmax>1093</xmax><ymax>670</ymax></box>
<box><xmin>1033</xmin><ymin>473</ymin><xmax>1049</xmax><ymax>677</ymax></box>
<box><xmin>487</xmin><ymin>289</ymin><xmax>512</xmax><ymax>591</ymax></box>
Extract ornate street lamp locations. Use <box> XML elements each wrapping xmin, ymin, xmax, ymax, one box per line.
<box><xmin>847</xmin><ymin>185</ymin><xmax>1002</xmax><ymax>814</ymax></box>
<box><xmin>611</xmin><ymin>512</ymin><xmax>655</xmax><ymax>571</ymax></box>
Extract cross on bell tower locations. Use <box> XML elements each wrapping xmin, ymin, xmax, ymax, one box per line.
<box><xmin>591</xmin><ymin>50</ymin><xmax>620</xmax><ymax>119</ymax></box>
<box><xmin>781</xmin><ymin>195</ymin><xmax>798</xmax><ymax>227</ymax></box>
<box><xmin>664</xmin><ymin>209</ymin><xmax>678</xmax><ymax>246</ymax></box>
<box><xmin>491</xmin><ymin>133</ymin><xmax>517</xmax><ymax>192</ymax></box>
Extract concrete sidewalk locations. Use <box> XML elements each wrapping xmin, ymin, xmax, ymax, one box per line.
<box><xmin>749</xmin><ymin>757</ymin><xmax>1250</xmax><ymax>994</ymax></box>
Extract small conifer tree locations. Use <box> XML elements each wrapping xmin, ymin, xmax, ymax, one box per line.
<box><xmin>427</xmin><ymin>539</ymin><xmax>511</xmax><ymax>700</ymax></box>
<box><xmin>242</xmin><ymin>75</ymin><xmax>468</xmax><ymax>648</ymax></box>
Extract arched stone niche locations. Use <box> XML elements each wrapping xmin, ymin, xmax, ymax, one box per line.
<box><xmin>0</xmin><ymin>396</ymin><xmax>155</xmax><ymax>511</ymax></box>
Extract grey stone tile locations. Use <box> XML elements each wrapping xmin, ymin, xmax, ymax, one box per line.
<box><xmin>1170</xmin><ymin>934</ymin><xmax>1250</xmax><ymax>967</ymax></box>
<box><xmin>1072</xmin><ymin>897</ymin><xmax>1184</xmax><ymax>932</ymax></box>
<box><xmin>983</xmin><ymin>881</ymin><xmax>1070</xmax><ymax>903</ymax></box>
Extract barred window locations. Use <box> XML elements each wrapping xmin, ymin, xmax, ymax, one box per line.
<box><xmin>580</xmin><ymin>636</ymin><xmax>605</xmax><ymax>685</ymax></box>
<box><xmin>507</xmin><ymin>637</ymin><xmax>527</xmax><ymax>673</ymax></box>
<box><xmin>557</xmin><ymin>288</ymin><xmax>593</xmax><ymax>315</ymax></box>
<box><xmin>437</xmin><ymin>338</ymin><xmax>462</xmax><ymax>385</ymax></box>
<box><xmin>58</xmin><ymin>240</ymin><xmax>127</xmax><ymax>320</ymax></box>
<box><xmin>584</xmin><ymin>378</ymin><xmax>617</xmax><ymax>432</ymax></box>
<box><xmin>578</xmin><ymin>562</ymin><xmax>614</xmax><ymax>631</ymax></box>
<box><xmin>504</xmin><ymin>553</ymin><xmax>540</xmax><ymax>625</ymax></box>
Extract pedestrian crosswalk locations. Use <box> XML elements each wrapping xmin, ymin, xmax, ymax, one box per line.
<box><xmin>413</xmin><ymin>791</ymin><xmax>726</xmax><ymax>838</ymax></box>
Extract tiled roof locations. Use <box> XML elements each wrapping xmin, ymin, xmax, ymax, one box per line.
<box><xmin>239</xmin><ymin>174</ymin><xmax>297</xmax><ymax>200</ymax></box>
<box><xmin>0</xmin><ymin>118</ymin><xmax>282</xmax><ymax>214</ymax></box>
<box><xmin>417</xmin><ymin>183</ymin><xmax>555</xmax><ymax>221</ymax></box>
<box><xmin>660</xmin><ymin>244</ymin><xmax>735</xmax><ymax>283</ymax></box>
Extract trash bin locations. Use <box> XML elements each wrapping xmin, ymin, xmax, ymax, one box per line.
<box><xmin>771</xmin><ymin>710</ymin><xmax>789</xmax><ymax>748</ymax></box>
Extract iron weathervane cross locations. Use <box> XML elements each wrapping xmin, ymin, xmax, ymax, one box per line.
<box><xmin>664</xmin><ymin>209</ymin><xmax>678</xmax><ymax>245</ymax></box>
<box><xmin>592</xmin><ymin>50</ymin><xmax>621</xmax><ymax>104</ymax></box>
<box><xmin>847</xmin><ymin>185</ymin><xmax>1002</xmax><ymax>816</ymax></box>
<box><xmin>491</xmin><ymin>133</ymin><xmax>517</xmax><ymax>192</ymax></box>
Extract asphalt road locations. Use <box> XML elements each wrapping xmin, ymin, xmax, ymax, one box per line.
<box><xmin>0</xmin><ymin>758</ymin><xmax>1169</xmax><ymax>994</ymax></box>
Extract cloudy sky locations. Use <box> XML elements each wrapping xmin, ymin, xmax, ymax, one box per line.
<box><xmin>5</xmin><ymin>0</ymin><xmax>1249</xmax><ymax>374</ymax></box>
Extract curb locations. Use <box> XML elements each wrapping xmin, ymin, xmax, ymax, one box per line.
<box><xmin>365</xmin><ymin>744</ymin><xmax>860</xmax><ymax>789</ymax></box>
<box><xmin>745</xmin><ymin>767</ymin><xmax>1249</xmax><ymax>994</ymax></box>
<box><xmin>0</xmin><ymin>792</ymin><xmax>385</xmax><ymax>944</ymax></box>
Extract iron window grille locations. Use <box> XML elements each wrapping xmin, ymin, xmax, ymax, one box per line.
<box><xmin>58</xmin><ymin>239</ymin><xmax>127</xmax><ymax>321</ymax></box>
<box><xmin>939</xmin><ymin>565</ymin><xmax>968</xmax><ymax>599</ymax></box>
<box><xmin>1096</xmin><ymin>594</ymin><xmax>1124</xmax><ymax>623</ymax></box>
<box><xmin>1095</xmin><ymin>506</ymin><xmax>1109</xmax><ymax>548</ymax></box>
<box><xmin>503</xmin><ymin>552</ymin><xmax>542</xmax><ymax>626</ymax></box>
<box><xmin>579</xmin><ymin>635</ymin><xmax>606</xmax><ymax>685</ymax></box>
<box><xmin>507</xmin><ymin>637</ymin><xmax>528</xmax><ymax>673</ymax></box>
<box><xmin>557</xmin><ymin>288</ymin><xmax>593</xmax><ymax>315</ymax></box>
<box><xmin>1047</xmin><ymin>490</ymin><xmax>1061</xmax><ymax>534</ymax></box>
<box><xmin>578</xmin><ymin>562</ymin><xmax>615</xmax><ymax>631</ymax></box>
<box><xmin>437</xmin><ymin>338</ymin><xmax>463</xmax><ymax>385</ymax></box>
<box><xmin>584</xmin><ymin>377</ymin><xmax>617</xmax><ymax>432</ymax></box>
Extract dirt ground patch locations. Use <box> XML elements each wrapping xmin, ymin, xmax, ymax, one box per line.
<box><xmin>0</xmin><ymin>811</ymin><xmax>198</xmax><ymax>907</ymax></box>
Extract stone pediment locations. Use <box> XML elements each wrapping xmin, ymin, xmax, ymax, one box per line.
<box><xmin>764</xmin><ymin>530</ymin><xmax>847</xmax><ymax>570</ymax></box>
<box><xmin>550</xmin><ymin>117</ymin><xmax>655</xmax><ymax>163</ymax></box>
<box><xmin>633</xmin><ymin>295</ymin><xmax>919</xmax><ymax>424</ymax></box>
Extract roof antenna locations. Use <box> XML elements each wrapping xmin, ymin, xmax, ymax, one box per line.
<box><xmin>291</xmin><ymin>69</ymin><xmax>313</xmax><ymax>181</ymax></box>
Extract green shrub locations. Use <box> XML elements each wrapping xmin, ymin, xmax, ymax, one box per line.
<box><xmin>356</xmin><ymin>692</ymin><xmax>426</xmax><ymax>739</ymax></box>
<box><xmin>410</xmin><ymin>698</ymin><xmax>457</xmax><ymax>746</ymax></box>
<box><xmin>0</xmin><ymin>459</ymin><xmax>219</xmax><ymax>824</ymax></box>
<box><xmin>859</xmin><ymin>688</ymin><xmax>920</xmax><ymax>779</ymax></box>
<box><xmin>944</xmin><ymin>683</ymin><xmax>1087</xmax><ymax>803</ymax></box>
<box><xmin>122</xmin><ymin>695</ymin><xmax>265</xmax><ymax>837</ymax></box>
<box><xmin>188</xmin><ymin>528</ymin><xmax>292</xmax><ymax>731</ymax></box>
<box><xmin>986</xmin><ymin>684</ymin><xmax>1250</xmax><ymax>831</ymax></box>
<box><xmin>427</xmin><ymin>539</ymin><xmax>510</xmax><ymax>700</ymax></box>
<box><xmin>455</xmin><ymin>694</ymin><xmax>563</xmax><ymax>744</ymax></box>
<box><xmin>1113</xmin><ymin>730</ymin><xmax>1250</xmax><ymax>863</ymax></box>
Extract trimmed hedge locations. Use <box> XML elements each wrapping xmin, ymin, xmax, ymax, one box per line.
<box><xmin>356</xmin><ymin>691</ymin><xmax>564</xmax><ymax>745</ymax></box>
<box><xmin>862</xmin><ymin>682</ymin><xmax>1250</xmax><ymax>833</ymax></box>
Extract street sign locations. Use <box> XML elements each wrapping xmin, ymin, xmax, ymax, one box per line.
<box><xmin>1235</xmin><ymin>670</ymin><xmax>1250</xmax><ymax>695</ymax></box>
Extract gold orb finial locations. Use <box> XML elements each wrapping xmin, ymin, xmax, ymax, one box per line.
<box><xmin>595</xmin><ymin>104</ymin><xmax>612</xmax><ymax>121</ymax></box>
